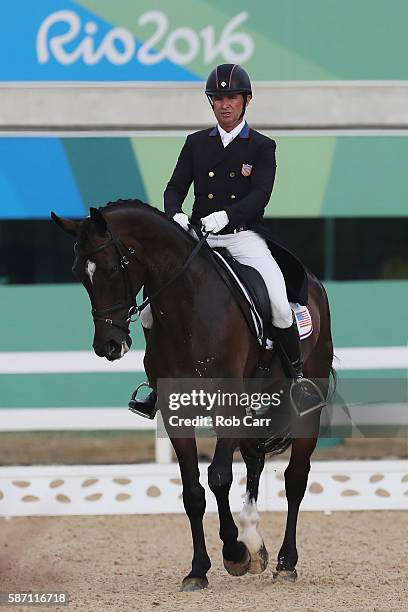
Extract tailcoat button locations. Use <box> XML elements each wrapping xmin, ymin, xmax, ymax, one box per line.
<box><xmin>229</xmin><ymin>171</ymin><xmax>235</xmax><ymax>178</ymax></box>
<box><xmin>208</xmin><ymin>171</ymin><xmax>215</xmax><ymax>177</ymax></box>
<box><xmin>208</xmin><ymin>193</ymin><xmax>214</xmax><ymax>199</ymax></box>
<box><xmin>230</xmin><ymin>194</ymin><xmax>236</xmax><ymax>199</ymax></box>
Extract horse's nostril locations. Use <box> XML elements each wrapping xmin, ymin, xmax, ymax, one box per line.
<box><xmin>108</xmin><ymin>340</ymin><xmax>120</xmax><ymax>357</ymax></box>
<box><xmin>93</xmin><ymin>340</ymin><xmax>121</xmax><ymax>360</ymax></box>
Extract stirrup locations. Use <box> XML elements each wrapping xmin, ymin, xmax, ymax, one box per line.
<box><xmin>128</xmin><ymin>382</ymin><xmax>158</xmax><ymax>420</ymax></box>
<box><xmin>289</xmin><ymin>377</ymin><xmax>326</xmax><ymax>418</ymax></box>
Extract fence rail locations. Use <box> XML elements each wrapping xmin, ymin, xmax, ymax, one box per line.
<box><xmin>0</xmin><ymin>461</ymin><xmax>406</xmax><ymax>516</ymax></box>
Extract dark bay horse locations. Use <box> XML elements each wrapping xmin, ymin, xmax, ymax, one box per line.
<box><xmin>52</xmin><ymin>200</ymin><xmax>334</xmax><ymax>592</ymax></box>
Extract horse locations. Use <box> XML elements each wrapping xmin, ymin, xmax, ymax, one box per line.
<box><xmin>51</xmin><ymin>199</ymin><xmax>334</xmax><ymax>592</ymax></box>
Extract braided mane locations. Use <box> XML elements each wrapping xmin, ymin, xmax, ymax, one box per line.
<box><xmin>96</xmin><ymin>198</ymin><xmax>196</xmax><ymax>244</ymax></box>
<box><xmin>100</xmin><ymin>198</ymin><xmax>166</xmax><ymax>220</ymax></box>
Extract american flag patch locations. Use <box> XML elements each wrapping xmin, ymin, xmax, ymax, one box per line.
<box><xmin>290</xmin><ymin>303</ymin><xmax>313</xmax><ymax>340</ymax></box>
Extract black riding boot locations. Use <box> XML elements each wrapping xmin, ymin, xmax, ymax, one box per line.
<box><xmin>276</xmin><ymin>315</ymin><xmax>303</xmax><ymax>380</ymax></box>
<box><xmin>276</xmin><ymin>316</ymin><xmax>326</xmax><ymax>417</ymax></box>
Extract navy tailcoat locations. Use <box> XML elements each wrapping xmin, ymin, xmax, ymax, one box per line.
<box><xmin>164</xmin><ymin>122</ymin><xmax>308</xmax><ymax>305</ymax></box>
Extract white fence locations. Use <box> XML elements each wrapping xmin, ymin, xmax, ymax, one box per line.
<box><xmin>1</xmin><ymin>346</ymin><xmax>406</xmax><ymax>464</ymax></box>
<box><xmin>1</xmin><ymin>346</ymin><xmax>407</xmax><ymax>376</ymax></box>
<box><xmin>0</xmin><ymin>461</ymin><xmax>407</xmax><ymax>516</ymax></box>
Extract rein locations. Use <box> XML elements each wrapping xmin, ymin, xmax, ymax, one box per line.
<box><xmin>136</xmin><ymin>225</ymin><xmax>210</xmax><ymax>314</ymax></box>
<box><xmin>78</xmin><ymin>221</ymin><xmax>210</xmax><ymax>335</ymax></box>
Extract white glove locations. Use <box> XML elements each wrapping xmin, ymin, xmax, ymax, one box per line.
<box><xmin>173</xmin><ymin>212</ymin><xmax>190</xmax><ymax>231</ymax></box>
<box><xmin>201</xmin><ymin>211</ymin><xmax>229</xmax><ymax>234</ymax></box>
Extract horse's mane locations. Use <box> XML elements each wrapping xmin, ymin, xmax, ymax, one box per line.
<box><xmin>102</xmin><ymin>197</ymin><xmax>161</xmax><ymax>216</ymax></box>
<box><xmin>98</xmin><ymin>198</ymin><xmax>197</xmax><ymax>244</ymax></box>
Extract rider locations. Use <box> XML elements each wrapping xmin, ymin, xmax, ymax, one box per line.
<box><xmin>130</xmin><ymin>63</ymin><xmax>304</xmax><ymax>419</ymax></box>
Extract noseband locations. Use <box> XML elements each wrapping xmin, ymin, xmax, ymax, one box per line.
<box><xmin>76</xmin><ymin>221</ymin><xmax>210</xmax><ymax>336</ymax></box>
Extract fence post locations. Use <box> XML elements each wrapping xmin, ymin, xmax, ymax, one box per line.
<box><xmin>155</xmin><ymin>414</ymin><xmax>172</xmax><ymax>463</ymax></box>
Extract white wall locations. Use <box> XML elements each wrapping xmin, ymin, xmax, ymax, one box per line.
<box><xmin>1</xmin><ymin>82</ymin><xmax>408</xmax><ymax>131</ymax></box>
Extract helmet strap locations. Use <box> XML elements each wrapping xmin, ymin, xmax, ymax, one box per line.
<box><xmin>239</xmin><ymin>94</ymin><xmax>247</xmax><ymax>119</ymax></box>
<box><xmin>206</xmin><ymin>94</ymin><xmax>214</xmax><ymax>108</ymax></box>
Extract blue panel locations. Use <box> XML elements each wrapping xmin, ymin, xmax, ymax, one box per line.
<box><xmin>1</xmin><ymin>0</ymin><xmax>200</xmax><ymax>81</ymax></box>
<box><xmin>0</xmin><ymin>138</ymin><xmax>84</xmax><ymax>219</ymax></box>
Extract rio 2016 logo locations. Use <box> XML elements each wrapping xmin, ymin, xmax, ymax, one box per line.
<box><xmin>36</xmin><ymin>10</ymin><xmax>254</xmax><ymax>67</ymax></box>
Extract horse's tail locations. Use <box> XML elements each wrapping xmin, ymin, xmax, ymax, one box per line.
<box><xmin>328</xmin><ymin>364</ymin><xmax>337</xmax><ymax>402</ymax></box>
<box><xmin>264</xmin><ymin>428</ymin><xmax>292</xmax><ymax>456</ymax></box>
<box><xmin>319</xmin><ymin>276</ymin><xmax>337</xmax><ymax>402</ymax></box>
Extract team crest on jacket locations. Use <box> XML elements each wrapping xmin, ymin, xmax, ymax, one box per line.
<box><xmin>241</xmin><ymin>163</ymin><xmax>252</xmax><ymax>177</ymax></box>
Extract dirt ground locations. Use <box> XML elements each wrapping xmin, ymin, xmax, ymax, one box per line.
<box><xmin>0</xmin><ymin>432</ymin><xmax>407</xmax><ymax>465</ymax></box>
<box><xmin>0</xmin><ymin>511</ymin><xmax>406</xmax><ymax>612</ymax></box>
<box><xmin>1</xmin><ymin>433</ymin><xmax>406</xmax><ymax>610</ymax></box>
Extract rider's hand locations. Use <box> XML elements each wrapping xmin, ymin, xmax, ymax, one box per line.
<box><xmin>201</xmin><ymin>211</ymin><xmax>229</xmax><ymax>234</ymax></box>
<box><xmin>173</xmin><ymin>213</ymin><xmax>190</xmax><ymax>231</ymax></box>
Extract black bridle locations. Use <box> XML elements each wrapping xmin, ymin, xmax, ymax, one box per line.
<box><xmin>76</xmin><ymin>222</ymin><xmax>210</xmax><ymax>336</ymax></box>
<box><xmin>77</xmin><ymin>229</ymin><xmax>138</xmax><ymax>335</ymax></box>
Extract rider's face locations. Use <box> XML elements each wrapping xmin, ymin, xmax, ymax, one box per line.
<box><xmin>211</xmin><ymin>94</ymin><xmax>250</xmax><ymax>132</ymax></box>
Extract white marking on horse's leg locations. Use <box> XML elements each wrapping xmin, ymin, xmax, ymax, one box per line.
<box><xmin>238</xmin><ymin>492</ymin><xmax>263</xmax><ymax>554</ymax></box>
<box><xmin>139</xmin><ymin>304</ymin><xmax>153</xmax><ymax>329</ymax></box>
<box><xmin>85</xmin><ymin>260</ymin><xmax>96</xmax><ymax>285</ymax></box>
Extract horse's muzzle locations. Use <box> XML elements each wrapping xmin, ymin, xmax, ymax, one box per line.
<box><xmin>93</xmin><ymin>337</ymin><xmax>132</xmax><ymax>361</ymax></box>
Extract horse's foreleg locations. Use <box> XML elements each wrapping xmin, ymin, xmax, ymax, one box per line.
<box><xmin>239</xmin><ymin>440</ymin><xmax>268</xmax><ymax>574</ymax></box>
<box><xmin>273</xmin><ymin>415</ymin><xmax>320</xmax><ymax>583</ymax></box>
<box><xmin>208</xmin><ymin>437</ymin><xmax>250</xmax><ymax>576</ymax></box>
<box><xmin>170</xmin><ymin>435</ymin><xmax>211</xmax><ymax>592</ymax></box>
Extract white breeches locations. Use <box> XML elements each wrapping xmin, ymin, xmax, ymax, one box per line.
<box><xmin>139</xmin><ymin>230</ymin><xmax>293</xmax><ymax>331</ymax></box>
<box><xmin>206</xmin><ymin>230</ymin><xmax>293</xmax><ymax>329</ymax></box>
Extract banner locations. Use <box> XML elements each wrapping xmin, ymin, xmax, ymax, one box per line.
<box><xmin>1</xmin><ymin>135</ymin><xmax>407</xmax><ymax>219</ymax></box>
<box><xmin>1</xmin><ymin>0</ymin><xmax>408</xmax><ymax>81</ymax></box>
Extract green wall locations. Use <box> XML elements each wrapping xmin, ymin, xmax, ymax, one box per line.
<box><xmin>0</xmin><ymin>282</ymin><xmax>407</xmax><ymax>409</ymax></box>
<box><xmin>1</xmin><ymin>281</ymin><xmax>407</xmax><ymax>352</ymax></box>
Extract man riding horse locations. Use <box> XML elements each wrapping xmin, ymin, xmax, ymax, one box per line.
<box><xmin>51</xmin><ymin>75</ymin><xmax>333</xmax><ymax>584</ymax></box>
<box><xmin>130</xmin><ymin>63</ymin><xmax>312</xmax><ymax>419</ymax></box>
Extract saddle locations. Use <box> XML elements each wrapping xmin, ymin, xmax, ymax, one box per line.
<box><xmin>210</xmin><ymin>247</ymin><xmax>313</xmax><ymax>347</ymax></box>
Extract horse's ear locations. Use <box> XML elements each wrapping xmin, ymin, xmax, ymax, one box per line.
<box><xmin>89</xmin><ymin>207</ymin><xmax>107</xmax><ymax>234</ymax></box>
<box><xmin>51</xmin><ymin>211</ymin><xmax>79</xmax><ymax>237</ymax></box>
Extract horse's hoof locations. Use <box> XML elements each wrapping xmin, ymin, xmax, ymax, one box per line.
<box><xmin>272</xmin><ymin>568</ymin><xmax>298</xmax><ymax>583</ymax></box>
<box><xmin>223</xmin><ymin>545</ymin><xmax>251</xmax><ymax>576</ymax></box>
<box><xmin>248</xmin><ymin>542</ymin><xmax>269</xmax><ymax>574</ymax></box>
<box><xmin>180</xmin><ymin>577</ymin><xmax>209</xmax><ymax>592</ymax></box>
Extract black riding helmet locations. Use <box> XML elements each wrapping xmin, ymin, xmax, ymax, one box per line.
<box><xmin>205</xmin><ymin>63</ymin><xmax>252</xmax><ymax>118</ymax></box>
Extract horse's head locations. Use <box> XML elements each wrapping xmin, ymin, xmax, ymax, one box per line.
<box><xmin>51</xmin><ymin>207</ymin><xmax>145</xmax><ymax>361</ymax></box>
